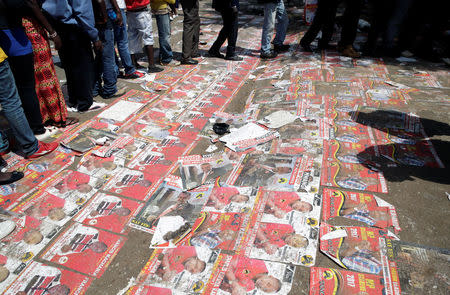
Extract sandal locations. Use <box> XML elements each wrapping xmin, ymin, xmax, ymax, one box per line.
<box><xmin>54</xmin><ymin>117</ymin><xmax>79</xmax><ymax>128</ymax></box>
<box><xmin>0</xmin><ymin>171</ymin><xmax>24</xmax><ymax>185</ymax></box>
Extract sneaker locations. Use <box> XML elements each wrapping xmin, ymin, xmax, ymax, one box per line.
<box><xmin>160</xmin><ymin>59</ymin><xmax>181</xmax><ymax>66</ymax></box>
<box><xmin>148</xmin><ymin>65</ymin><xmax>164</xmax><ymax>73</ymax></box>
<box><xmin>0</xmin><ymin>220</ymin><xmax>16</xmax><ymax>239</ymax></box>
<box><xmin>67</xmin><ymin>106</ymin><xmax>78</xmax><ymax>113</ymax></box>
<box><xmin>180</xmin><ymin>58</ymin><xmax>199</xmax><ymax>65</ymax></box>
<box><xmin>121</xmin><ymin>71</ymin><xmax>145</xmax><ymax>79</ymax></box>
<box><xmin>274</xmin><ymin>44</ymin><xmax>290</xmax><ymax>53</ymax></box>
<box><xmin>207</xmin><ymin>50</ymin><xmax>225</xmax><ymax>58</ymax></box>
<box><xmin>339</xmin><ymin>45</ymin><xmax>361</xmax><ymax>58</ymax></box>
<box><xmin>26</xmin><ymin>141</ymin><xmax>59</xmax><ymax>159</ymax></box>
<box><xmin>78</xmin><ymin>101</ymin><xmax>107</xmax><ymax>113</ymax></box>
<box><xmin>35</xmin><ymin>126</ymin><xmax>60</xmax><ymax>141</ymax></box>
<box><xmin>260</xmin><ymin>51</ymin><xmax>278</xmax><ymax>59</ymax></box>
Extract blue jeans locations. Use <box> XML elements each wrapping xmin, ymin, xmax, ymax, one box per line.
<box><xmin>261</xmin><ymin>0</ymin><xmax>289</xmax><ymax>54</ymax></box>
<box><xmin>94</xmin><ymin>18</ymin><xmax>118</xmax><ymax>98</ymax></box>
<box><xmin>0</xmin><ymin>59</ymin><xmax>38</xmax><ymax>156</ymax></box>
<box><xmin>155</xmin><ymin>13</ymin><xmax>173</xmax><ymax>63</ymax></box>
<box><xmin>114</xmin><ymin>9</ymin><xmax>136</xmax><ymax>75</ymax></box>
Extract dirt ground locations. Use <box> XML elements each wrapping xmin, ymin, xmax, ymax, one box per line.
<box><xmin>24</xmin><ymin>2</ymin><xmax>450</xmax><ymax>295</ymax></box>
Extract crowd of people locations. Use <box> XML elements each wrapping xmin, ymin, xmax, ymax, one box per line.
<box><xmin>0</xmin><ymin>0</ymin><xmax>447</xmax><ymax>185</ymax></box>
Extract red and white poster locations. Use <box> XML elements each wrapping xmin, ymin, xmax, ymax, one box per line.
<box><xmin>202</xmin><ymin>185</ymin><xmax>257</xmax><ymax>214</ymax></box>
<box><xmin>40</xmin><ymin>223</ymin><xmax>126</xmax><ymax>278</ymax></box>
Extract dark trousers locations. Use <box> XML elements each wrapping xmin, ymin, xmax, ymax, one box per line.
<box><xmin>339</xmin><ymin>0</ymin><xmax>362</xmax><ymax>46</ymax></box>
<box><xmin>301</xmin><ymin>0</ymin><xmax>338</xmax><ymax>46</ymax></box>
<box><xmin>210</xmin><ymin>9</ymin><xmax>238</xmax><ymax>57</ymax></box>
<box><xmin>180</xmin><ymin>0</ymin><xmax>200</xmax><ymax>60</ymax></box>
<box><xmin>53</xmin><ymin>22</ymin><xmax>95</xmax><ymax>112</ymax></box>
<box><xmin>365</xmin><ymin>0</ymin><xmax>392</xmax><ymax>50</ymax></box>
<box><xmin>8</xmin><ymin>54</ymin><xmax>45</xmax><ymax>134</ymax></box>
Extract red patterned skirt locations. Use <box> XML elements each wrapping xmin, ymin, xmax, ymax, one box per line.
<box><xmin>22</xmin><ymin>17</ymin><xmax>68</xmax><ymax>126</ymax></box>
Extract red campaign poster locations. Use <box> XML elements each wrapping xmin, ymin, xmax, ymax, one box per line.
<box><xmin>202</xmin><ymin>185</ymin><xmax>258</xmax><ymax>214</ymax></box>
<box><xmin>44</xmin><ymin>169</ymin><xmax>105</xmax><ymax>207</ymax></box>
<box><xmin>319</xmin><ymin>223</ymin><xmax>398</xmax><ymax>275</ymax></box>
<box><xmin>11</xmin><ymin>190</ymin><xmax>85</xmax><ymax>227</ymax></box>
<box><xmin>151</xmin><ymin>134</ymin><xmax>192</xmax><ymax>163</ymax></box>
<box><xmin>365</xmin><ymin>87</ymin><xmax>408</xmax><ymax>107</ymax></box>
<box><xmin>132</xmin><ymin>98</ymin><xmax>195</xmax><ymax>124</ymax></box>
<box><xmin>126</xmin><ymin>285</ymin><xmax>174</xmax><ymax>295</ymax></box>
<box><xmin>40</xmin><ymin>223</ymin><xmax>126</xmax><ymax>278</ymax></box>
<box><xmin>119</xmin><ymin>119</ymin><xmax>174</xmax><ymax>143</ymax></box>
<box><xmin>178</xmin><ymin>212</ymin><xmax>250</xmax><ymax>251</ymax></box>
<box><xmin>203</xmin><ymin>254</ymin><xmax>295</xmax><ymax>295</ymax></box>
<box><xmin>74</xmin><ymin>193</ymin><xmax>141</xmax><ymax>234</ymax></box>
<box><xmin>321</xmin><ymin>140</ymin><xmax>388</xmax><ymax>193</ymax></box>
<box><xmin>268</xmin><ymin>137</ymin><xmax>323</xmax><ymax>157</ymax></box>
<box><xmin>0</xmin><ymin>216</ymin><xmax>61</xmax><ymax>287</ymax></box>
<box><xmin>322</xmin><ymin>188</ymin><xmax>401</xmax><ymax>232</ymax></box>
<box><xmin>188</xmin><ymin>97</ymin><xmax>223</xmax><ymax>115</ymax></box>
<box><xmin>332</xmin><ymin>122</ymin><xmax>376</xmax><ymax>146</ymax></box>
<box><xmin>128</xmin><ymin>246</ymin><xmax>219</xmax><ymax>294</ymax></box>
<box><xmin>115</xmin><ymin>137</ymin><xmax>154</xmax><ymax>166</ymax></box>
<box><xmin>309</xmin><ymin>267</ymin><xmax>387</xmax><ymax>295</ymax></box>
<box><xmin>4</xmin><ymin>261</ymin><xmax>93</xmax><ymax>295</ymax></box>
<box><xmin>167</xmin><ymin>116</ymin><xmax>208</xmax><ymax>141</ymax></box>
<box><xmin>119</xmin><ymin>89</ymin><xmax>158</xmax><ymax>103</ymax></box>
<box><xmin>127</xmin><ymin>148</ymin><xmax>175</xmax><ymax>177</ymax></box>
<box><xmin>103</xmin><ymin>167</ymin><xmax>163</xmax><ymax>202</ymax></box>
<box><xmin>77</xmin><ymin>152</ymin><xmax>125</xmax><ymax>180</ymax></box>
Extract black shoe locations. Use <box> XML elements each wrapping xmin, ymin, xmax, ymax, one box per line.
<box><xmin>181</xmin><ymin>58</ymin><xmax>199</xmax><ymax>65</ymax></box>
<box><xmin>274</xmin><ymin>44</ymin><xmax>290</xmax><ymax>53</ymax></box>
<box><xmin>192</xmin><ymin>53</ymin><xmax>201</xmax><ymax>58</ymax></box>
<box><xmin>208</xmin><ymin>50</ymin><xmax>225</xmax><ymax>58</ymax></box>
<box><xmin>225</xmin><ymin>55</ymin><xmax>243</xmax><ymax>61</ymax></box>
<box><xmin>0</xmin><ymin>171</ymin><xmax>24</xmax><ymax>185</ymax></box>
<box><xmin>260</xmin><ymin>51</ymin><xmax>278</xmax><ymax>59</ymax></box>
<box><xmin>300</xmin><ymin>41</ymin><xmax>313</xmax><ymax>52</ymax></box>
<box><xmin>148</xmin><ymin>65</ymin><xmax>164</xmax><ymax>73</ymax></box>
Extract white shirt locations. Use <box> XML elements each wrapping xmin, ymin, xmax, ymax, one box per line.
<box><xmin>106</xmin><ymin>0</ymin><xmax>126</xmax><ymax>10</ymax></box>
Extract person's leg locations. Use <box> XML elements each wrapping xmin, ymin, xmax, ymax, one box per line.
<box><xmin>300</xmin><ymin>0</ymin><xmax>329</xmax><ymax>47</ymax></box>
<box><xmin>261</xmin><ymin>2</ymin><xmax>277</xmax><ymax>54</ymax></box>
<box><xmin>209</xmin><ymin>11</ymin><xmax>229</xmax><ymax>54</ymax></box>
<box><xmin>383</xmin><ymin>0</ymin><xmax>413</xmax><ymax>51</ymax></box>
<box><xmin>115</xmin><ymin>9</ymin><xmax>136</xmax><ymax>75</ymax></box>
<box><xmin>100</xmin><ymin>19</ymin><xmax>119</xmax><ymax>97</ymax></box>
<box><xmin>137</xmin><ymin>10</ymin><xmax>163</xmax><ymax>72</ymax></box>
<box><xmin>272</xmin><ymin>0</ymin><xmax>289</xmax><ymax>47</ymax></box>
<box><xmin>7</xmin><ymin>54</ymin><xmax>45</xmax><ymax>135</ymax></box>
<box><xmin>127</xmin><ymin>11</ymin><xmax>144</xmax><ymax>68</ymax></box>
<box><xmin>191</xmin><ymin>0</ymin><xmax>200</xmax><ymax>57</ymax></box>
<box><xmin>155</xmin><ymin>13</ymin><xmax>174</xmax><ymax>64</ymax></box>
<box><xmin>339</xmin><ymin>0</ymin><xmax>362</xmax><ymax>47</ymax></box>
<box><xmin>180</xmin><ymin>0</ymin><xmax>196</xmax><ymax>60</ymax></box>
<box><xmin>93</xmin><ymin>28</ymin><xmax>104</xmax><ymax>97</ymax></box>
<box><xmin>317</xmin><ymin>0</ymin><xmax>338</xmax><ymax>48</ymax></box>
<box><xmin>0</xmin><ymin>59</ymin><xmax>38</xmax><ymax>155</ymax></box>
<box><xmin>225</xmin><ymin>10</ymin><xmax>239</xmax><ymax>58</ymax></box>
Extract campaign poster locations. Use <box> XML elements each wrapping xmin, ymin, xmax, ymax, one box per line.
<box><xmin>119</xmin><ymin>89</ymin><xmax>158</xmax><ymax>103</ymax></box>
<box><xmin>97</xmin><ymin>100</ymin><xmax>144</xmax><ymax>124</ymax></box>
<box><xmin>322</xmin><ymin>188</ymin><xmax>401</xmax><ymax>232</ymax></box>
<box><xmin>276</xmin><ymin>118</ymin><xmax>331</xmax><ymax>141</ymax></box>
<box><xmin>40</xmin><ymin>223</ymin><xmax>125</xmax><ymax>278</ymax></box>
<box><xmin>130</xmin><ymin>179</ymin><xmax>210</xmax><ymax>234</ymax></box>
<box><xmin>3</xmin><ymin>261</ymin><xmax>93</xmax><ymax>295</ymax></box>
<box><xmin>127</xmin><ymin>148</ymin><xmax>175</xmax><ymax>177</ymax></box>
<box><xmin>227</xmin><ymin>153</ymin><xmax>315</xmax><ymax>192</ymax></box>
<box><xmin>103</xmin><ymin>167</ymin><xmax>162</xmax><ymax>202</ymax></box>
<box><xmin>202</xmin><ymin>186</ymin><xmax>257</xmax><ymax>214</ymax></box>
<box><xmin>268</xmin><ymin>137</ymin><xmax>323</xmax><ymax>158</ymax></box>
<box><xmin>11</xmin><ymin>191</ymin><xmax>84</xmax><ymax>227</ymax></box>
<box><xmin>130</xmin><ymin>246</ymin><xmax>219</xmax><ymax>294</ymax></box>
<box><xmin>126</xmin><ymin>285</ymin><xmax>179</xmax><ymax>295</ymax></box>
<box><xmin>77</xmin><ymin>152</ymin><xmax>125</xmax><ymax>180</ymax></box>
<box><xmin>321</xmin><ymin>140</ymin><xmax>388</xmax><ymax>193</ymax></box>
<box><xmin>319</xmin><ymin>223</ymin><xmax>398</xmax><ymax>275</ymax></box>
<box><xmin>116</xmin><ymin>138</ymin><xmax>154</xmax><ymax>166</ymax></box>
<box><xmin>179</xmin><ymin>153</ymin><xmax>233</xmax><ymax>191</ymax></box>
<box><xmin>0</xmin><ymin>217</ymin><xmax>61</xmax><ymax>290</ymax></box>
<box><xmin>203</xmin><ymin>254</ymin><xmax>295</xmax><ymax>295</ymax></box>
<box><xmin>74</xmin><ymin>193</ymin><xmax>141</xmax><ymax>234</ymax></box>
<box><xmin>44</xmin><ymin>170</ymin><xmax>104</xmax><ymax>207</ymax></box>
<box><xmin>309</xmin><ymin>267</ymin><xmax>387</xmax><ymax>295</ymax></box>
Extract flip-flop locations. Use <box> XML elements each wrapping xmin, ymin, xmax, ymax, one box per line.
<box><xmin>55</xmin><ymin>117</ymin><xmax>79</xmax><ymax>128</ymax></box>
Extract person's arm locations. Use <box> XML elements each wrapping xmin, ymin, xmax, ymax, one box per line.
<box><xmin>26</xmin><ymin>0</ymin><xmax>62</xmax><ymax>50</ymax></box>
<box><xmin>108</xmin><ymin>0</ymin><xmax>123</xmax><ymax>26</ymax></box>
<box><xmin>71</xmin><ymin>0</ymin><xmax>101</xmax><ymax>49</ymax></box>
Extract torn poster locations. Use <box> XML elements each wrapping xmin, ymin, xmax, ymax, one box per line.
<box><xmin>130</xmin><ymin>246</ymin><xmax>218</xmax><ymax>294</ymax></box>
<box><xmin>322</xmin><ymin>188</ymin><xmax>401</xmax><ymax>232</ymax></box>
<box><xmin>319</xmin><ymin>223</ymin><xmax>398</xmax><ymax>275</ymax></box>
<box><xmin>309</xmin><ymin>267</ymin><xmax>387</xmax><ymax>295</ymax></box>
<box><xmin>97</xmin><ymin>100</ymin><xmax>144</xmax><ymax>123</ymax></box>
<box><xmin>219</xmin><ymin>123</ymin><xmax>279</xmax><ymax>152</ymax></box>
<box><xmin>381</xmin><ymin>239</ymin><xmax>450</xmax><ymax>295</ymax></box>
<box><xmin>3</xmin><ymin>261</ymin><xmax>93</xmax><ymax>295</ymax></box>
<box><xmin>74</xmin><ymin>193</ymin><xmax>140</xmax><ymax>234</ymax></box>
<box><xmin>130</xmin><ymin>179</ymin><xmax>210</xmax><ymax>234</ymax></box>
<box><xmin>203</xmin><ymin>254</ymin><xmax>295</xmax><ymax>294</ymax></box>
<box><xmin>258</xmin><ymin>110</ymin><xmax>298</xmax><ymax>129</ymax></box>
<box><xmin>40</xmin><ymin>223</ymin><xmax>125</xmax><ymax>278</ymax></box>
<box><xmin>179</xmin><ymin>153</ymin><xmax>233</xmax><ymax>190</ymax></box>
<box><xmin>77</xmin><ymin>152</ymin><xmax>125</xmax><ymax>180</ymax></box>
